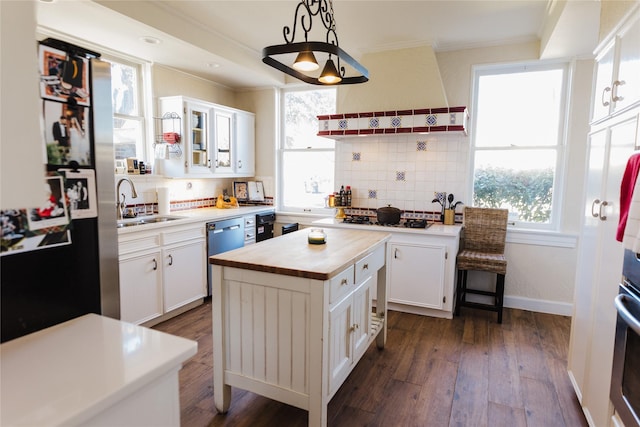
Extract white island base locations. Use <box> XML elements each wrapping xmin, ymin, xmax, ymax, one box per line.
<box><xmin>210</xmin><ymin>228</ymin><xmax>391</xmax><ymax>427</ymax></box>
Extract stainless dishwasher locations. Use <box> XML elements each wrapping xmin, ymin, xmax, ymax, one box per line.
<box><xmin>206</xmin><ymin>217</ymin><xmax>244</xmax><ymax>296</ymax></box>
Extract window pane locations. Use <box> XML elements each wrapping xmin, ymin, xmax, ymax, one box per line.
<box><xmin>111</xmin><ymin>62</ymin><xmax>138</xmax><ymax>116</ymax></box>
<box><xmin>113</xmin><ymin>117</ymin><xmax>143</xmax><ymax>160</ymax></box>
<box><xmin>282</xmin><ymin>151</ymin><xmax>335</xmax><ymax>209</ymax></box>
<box><xmin>284</xmin><ymin>90</ymin><xmax>335</xmax><ymax>149</ymax></box>
<box><xmin>473</xmin><ymin>149</ymin><xmax>556</xmax><ymax>223</ymax></box>
<box><xmin>475</xmin><ymin>69</ymin><xmax>564</xmax><ymax>148</ymax></box>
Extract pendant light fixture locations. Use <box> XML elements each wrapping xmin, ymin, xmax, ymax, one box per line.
<box><xmin>262</xmin><ymin>0</ymin><xmax>368</xmax><ymax>85</ymax></box>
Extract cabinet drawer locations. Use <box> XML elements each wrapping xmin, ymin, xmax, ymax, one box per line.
<box><xmin>355</xmin><ymin>244</ymin><xmax>385</xmax><ymax>284</ymax></box>
<box><xmin>118</xmin><ymin>234</ymin><xmax>161</xmax><ymax>255</ymax></box>
<box><xmin>162</xmin><ymin>226</ymin><xmax>205</xmax><ymax>245</ymax></box>
<box><xmin>330</xmin><ymin>265</ymin><xmax>354</xmax><ymax>304</ymax></box>
<box><xmin>244</xmin><ymin>216</ymin><xmax>256</xmax><ymax>227</ymax></box>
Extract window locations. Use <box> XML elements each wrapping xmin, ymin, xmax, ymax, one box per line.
<box><xmin>279</xmin><ymin>88</ymin><xmax>336</xmax><ymax>213</ymax></box>
<box><xmin>470</xmin><ymin>62</ymin><xmax>568</xmax><ymax>229</ymax></box>
<box><xmin>105</xmin><ymin>58</ymin><xmax>146</xmax><ymax>160</ymax></box>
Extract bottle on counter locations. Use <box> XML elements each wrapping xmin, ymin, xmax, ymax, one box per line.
<box><xmin>345</xmin><ymin>186</ymin><xmax>352</xmax><ymax>206</ymax></box>
<box><xmin>338</xmin><ymin>185</ymin><xmax>345</xmax><ymax>206</ymax></box>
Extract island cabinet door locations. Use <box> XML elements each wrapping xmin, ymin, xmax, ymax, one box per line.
<box><xmin>329</xmin><ymin>292</ymin><xmax>353</xmax><ymax>395</ymax></box>
<box><xmin>352</xmin><ymin>276</ymin><xmax>373</xmax><ymax>361</ymax></box>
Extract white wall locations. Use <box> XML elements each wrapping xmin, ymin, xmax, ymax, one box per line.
<box><xmin>1</xmin><ymin>1</ymin><xmax>49</xmax><ymax>209</ymax></box>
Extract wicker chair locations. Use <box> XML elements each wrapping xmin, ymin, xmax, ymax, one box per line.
<box><xmin>455</xmin><ymin>207</ymin><xmax>508</xmax><ymax>323</ymax></box>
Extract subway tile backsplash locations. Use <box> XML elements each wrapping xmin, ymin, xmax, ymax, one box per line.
<box><xmin>335</xmin><ymin>133</ymin><xmax>469</xmax><ymax>212</ymax></box>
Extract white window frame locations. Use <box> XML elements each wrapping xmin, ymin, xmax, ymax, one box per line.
<box><xmin>469</xmin><ymin>60</ymin><xmax>570</xmax><ymax>231</ymax></box>
<box><xmin>101</xmin><ymin>54</ymin><xmax>152</xmax><ymax>162</ymax></box>
<box><xmin>277</xmin><ymin>86</ymin><xmax>336</xmax><ymax>215</ymax></box>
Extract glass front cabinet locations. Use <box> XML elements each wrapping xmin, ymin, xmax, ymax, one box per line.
<box><xmin>157</xmin><ymin>96</ymin><xmax>255</xmax><ymax>178</ymax></box>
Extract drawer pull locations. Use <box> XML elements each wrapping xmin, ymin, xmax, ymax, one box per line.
<box><xmin>340</xmin><ymin>278</ymin><xmax>348</xmax><ymax>286</ymax></box>
<box><xmin>362</xmin><ymin>263</ymin><xmax>369</xmax><ymax>270</ymax></box>
<box><xmin>168</xmin><ymin>254</ymin><xmax>173</xmax><ymax>266</ymax></box>
<box><xmin>152</xmin><ymin>258</ymin><xmax>158</xmax><ymax>271</ymax></box>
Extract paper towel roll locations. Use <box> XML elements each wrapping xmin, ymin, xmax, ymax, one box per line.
<box><xmin>157</xmin><ymin>187</ymin><xmax>170</xmax><ymax>216</ymax></box>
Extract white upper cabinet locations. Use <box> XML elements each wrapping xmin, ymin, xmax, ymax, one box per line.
<box><xmin>157</xmin><ymin>96</ymin><xmax>255</xmax><ymax>178</ymax></box>
<box><xmin>235</xmin><ymin>110</ymin><xmax>255</xmax><ymax>177</ymax></box>
<box><xmin>592</xmin><ymin>7</ymin><xmax>640</xmax><ymax>123</ymax></box>
<box><xmin>614</xmin><ymin>12</ymin><xmax>640</xmax><ymax>115</ymax></box>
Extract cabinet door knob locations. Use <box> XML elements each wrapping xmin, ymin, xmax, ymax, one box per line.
<box><xmin>362</xmin><ymin>263</ymin><xmax>369</xmax><ymax>270</ymax></box>
<box><xmin>612</xmin><ymin>80</ymin><xmax>626</xmax><ymax>102</ymax></box>
<box><xmin>340</xmin><ymin>278</ymin><xmax>348</xmax><ymax>286</ymax></box>
<box><xmin>601</xmin><ymin>86</ymin><xmax>611</xmax><ymax>107</ymax></box>
<box><xmin>599</xmin><ymin>200</ymin><xmax>609</xmax><ymax>221</ymax></box>
<box><xmin>592</xmin><ymin>199</ymin><xmax>601</xmax><ymax>217</ymax></box>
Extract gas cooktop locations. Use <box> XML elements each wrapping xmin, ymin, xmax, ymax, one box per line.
<box><xmin>342</xmin><ymin>216</ymin><xmax>432</xmax><ymax>229</ymax></box>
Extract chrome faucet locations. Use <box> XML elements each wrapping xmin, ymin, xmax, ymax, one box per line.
<box><xmin>116</xmin><ymin>178</ymin><xmax>138</xmax><ymax>220</ymax></box>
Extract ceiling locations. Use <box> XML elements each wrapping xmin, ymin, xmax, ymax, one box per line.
<box><xmin>36</xmin><ymin>0</ymin><xmax>560</xmax><ymax>89</ymax></box>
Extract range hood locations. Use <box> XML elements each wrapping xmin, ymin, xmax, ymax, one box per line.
<box><xmin>317</xmin><ymin>106</ymin><xmax>468</xmax><ymax>137</ymax></box>
<box><xmin>316</xmin><ymin>45</ymin><xmax>468</xmax><ymax>137</ymax></box>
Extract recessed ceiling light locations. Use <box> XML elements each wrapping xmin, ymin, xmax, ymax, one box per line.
<box><xmin>39</xmin><ymin>0</ymin><xmax>56</xmax><ymax>3</ymax></box>
<box><xmin>207</xmin><ymin>63</ymin><xmax>220</xmax><ymax>69</ymax></box>
<box><xmin>140</xmin><ymin>36</ymin><xmax>161</xmax><ymax>45</ymax></box>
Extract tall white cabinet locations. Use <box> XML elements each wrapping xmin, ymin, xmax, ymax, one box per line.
<box><xmin>568</xmin><ymin>6</ymin><xmax>640</xmax><ymax>427</ymax></box>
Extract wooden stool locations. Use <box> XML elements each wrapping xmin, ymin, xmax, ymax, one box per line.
<box><xmin>455</xmin><ymin>207</ymin><xmax>508</xmax><ymax>323</ymax></box>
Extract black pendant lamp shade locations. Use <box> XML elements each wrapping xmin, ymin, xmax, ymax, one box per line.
<box><xmin>262</xmin><ymin>0</ymin><xmax>368</xmax><ymax>85</ymax></box>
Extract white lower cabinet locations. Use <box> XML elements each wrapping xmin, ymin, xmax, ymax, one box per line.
<box><xmin>119</xmin><ymin>249</ymin><xmax>163</xmax><ymax>324</ymax></box>
<box><xmin>163</xmin><ymin>239</ymin><xmax>206</xmax><ymax>312</ymax></box>
<box><xmin>388</xmin><ymin>243</ymin><xmax>446</xmax><ymax>309</ymax></box>
<box><xmin>118</xmin><ymin>223</ymin><xmax>206</xmax><ymax>325</ymax></box>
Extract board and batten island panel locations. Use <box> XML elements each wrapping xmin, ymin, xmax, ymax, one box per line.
<box><xmin>209</xmin><ymin>228</ymin><xmax>391</xmax><ymax>427</ymax></box>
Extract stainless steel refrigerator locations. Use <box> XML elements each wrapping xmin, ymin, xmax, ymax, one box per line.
<box><xmin>1</xmin><ymin>42</ymin><xmax>119</xmax><ymax>343</ymax></box>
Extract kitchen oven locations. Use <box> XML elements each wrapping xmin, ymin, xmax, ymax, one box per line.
<box><xmin>256</xmin><ymin>211</ymin><xmax>275</xmax><ymax>242</ymax></box>
<box><xmin>612</xmin><ymin>249</ymin><xmax>640</xmax><ymax>427</ymax></box>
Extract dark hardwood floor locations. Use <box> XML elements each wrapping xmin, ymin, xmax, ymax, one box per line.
<box><xmin>153</xmin><ymin>298</ymin><xmax>587</xmax><ymax>427</ymax></box>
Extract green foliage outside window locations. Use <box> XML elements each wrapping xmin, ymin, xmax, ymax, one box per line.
<box><xmin>473</xmin><ymin>166</ymin><xmax>554</xmax><ymax>223</ymax></box>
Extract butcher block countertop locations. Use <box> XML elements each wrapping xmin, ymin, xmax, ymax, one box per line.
<box><xmin>209</xmin><ymin>228</ymin><xmax>391</xmax><ymax>280</ymax></box>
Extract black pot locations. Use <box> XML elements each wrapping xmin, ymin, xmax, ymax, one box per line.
<box><xmin>376</xmin><ymin>205</ymin><xmax>402</xmax><ymax>224</ymax></box>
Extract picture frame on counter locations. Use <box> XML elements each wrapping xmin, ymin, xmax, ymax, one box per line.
<box><xmin>233</xmin><ymin>181</ymin><xmax>249</xmax><ymax>202</ymax></box>
<box><xmin>248</xmin><ymin>181</ymin><xmax>265</xmax><ymax>202</ymax></box>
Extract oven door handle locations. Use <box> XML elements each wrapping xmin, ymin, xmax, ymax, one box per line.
<box><xmin>615</xmin><ymin>294</ymin><xmax>640</xmax><ymax>335</ymax></box>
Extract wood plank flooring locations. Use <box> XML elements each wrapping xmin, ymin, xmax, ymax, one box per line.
<box><xmin>153</xmin><ymin>299</ymin><xmax>587</xmax><ymax>427</ymax></box>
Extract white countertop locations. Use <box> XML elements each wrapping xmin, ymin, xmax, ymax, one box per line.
<box><xmin>313</xmin><ymin>217</ymin><xmax>463</xmax><ymax>237</ymax></box>
<box><xmin>0</xmin><ymin>314</ymin><xmax>197</xmax><ymax>426</ymax></box>
<box><xmin>117</xmin><ymin>205</ymin><xmax>274</xmax><ymax>234</ymax></box>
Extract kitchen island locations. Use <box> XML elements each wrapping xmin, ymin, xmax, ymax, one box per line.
<box><xmin>209</xmin><ymin>228</ymin><xmax>391</xmax><ymax>427</ymax></box>
<box><xmin>0</xmin><ymin>313</ymin><xmax>197</xmax><ymax>426</ymax></box>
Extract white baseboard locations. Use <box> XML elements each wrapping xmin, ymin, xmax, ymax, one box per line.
<box><xmin>504</xmin><ymin>295</ymin><xmax>573</xmax><ymax>316</ymax></box>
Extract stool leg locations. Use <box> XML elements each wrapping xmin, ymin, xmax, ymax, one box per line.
<box><xmin>496</xmin><ymin>273</ymin><xmax>505</xmax><ymax>324</ymax></box>
<box><xmin>455</xmin><ymin>270</ymin><xmax>462</xmax><ymax>316</ymax></box>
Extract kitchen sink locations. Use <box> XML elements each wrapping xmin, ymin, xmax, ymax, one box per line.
<box><xmin>117</xmin><ymin>215</ymin><xmax>185</xmax><ymax>228</ymax></box>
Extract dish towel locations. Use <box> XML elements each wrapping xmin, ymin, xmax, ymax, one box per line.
<box><xmin>620</xmin><ymin>153</ymin><xmax>640</xmax><ymax>249</ymax></box>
